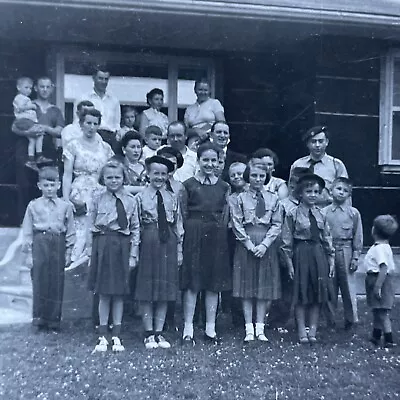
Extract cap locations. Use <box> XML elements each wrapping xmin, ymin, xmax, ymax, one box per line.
<box><xmin>157</xmin><ymin>146</ymin><xmax>184</xmax><ymax>169</ymax></box>
<box><xmin>145</xmin><ymin>155</ymin><xmax>175</xmax><ymax>173</ymax></box>
<box><xmin>302</xmin><ymin>125</ymin><xmax>328</xmax><ymax>143</ymax></box>
<box><xmin>296</xmin><ymin>173</ymin><xmax>325</xmax><ymax>189</ymax></box>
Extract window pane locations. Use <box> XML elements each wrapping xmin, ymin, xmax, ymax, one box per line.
<box><xmin>392</xmin><ymin>111</ymin><xmax>400</xmax><ymax>160</ymax></box>
<box><xmin>393</xmin><ymin>58</ymin><xmax>400</xmax><ymax>107</ymax></box>
<box><xmin>177</xmin><ymin>66</ymin><xmax>209</xmax><ymax>107</ymax></box>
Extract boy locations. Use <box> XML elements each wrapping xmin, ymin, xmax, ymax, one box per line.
<box><xmin>323</xmin><ymin>177</ymin><xmax>363</xmax><ymax>329</ymax></box>
<box><xmin>117</xmin><ymin>106</ymin><xmax>138</xmax><ymax>142</ymax></box>
<box><xmin>365</xmin><ymin>215</ymin><xmax>398</xmax><ymax>348</ymax></box>
<box><xmin>141</xmin><ymin>125</ymin><xmax>163</xmax><ymax>160</ymax></box>
<box><xmin>22</xmin><ymin>166</ymin><xmax>75</xmax><ymax>331</ymax></box>
<box><xmin>13</xmin><ymin>77</ymin><xmax>51</xmax><ymax>170</ymax></box>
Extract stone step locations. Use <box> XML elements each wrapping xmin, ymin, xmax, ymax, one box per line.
<box><xmin>0</xmin><ymin>307</ymin><xmax>31</xmax><ymax>326</ymax></box>
<box><xmin>0</xmin><ymin>285</ymin><xmax>32</xmax><ymax>312</ymax></box>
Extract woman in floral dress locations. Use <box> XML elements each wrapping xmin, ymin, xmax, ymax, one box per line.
<box><xmin>62</xmin><ymin>108</ymin><xmax>114</xmax><ymax>262</ymax></box>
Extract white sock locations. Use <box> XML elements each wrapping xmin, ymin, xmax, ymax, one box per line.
<box><xmin>205</xmin><ymin>322</ymin><xmax>216</xmax><ymax>338</ymax></box>
<box><xmin>255</xmin><ymin>323</ymin><xmax>265</xmax><ymax>336</ymax></box>
<box><xmin>245</xmin><ymin>323</ymin><xmax>254</xmax><ymax>336</ymax></box>
<box><xmin>182</xmin><ymin>323</ymin><xmax>193</xmax><ymax>338</ymax></box>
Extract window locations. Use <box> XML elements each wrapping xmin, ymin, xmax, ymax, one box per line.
<box><xmin>379</xmin><ymin>49</ymin><xmax>400</xmax><ymax>172</ymax></box>
<box><xmin>50</xmin><ymin>48</ymin><xmax>215</xmax><ymax>125</ymax></box>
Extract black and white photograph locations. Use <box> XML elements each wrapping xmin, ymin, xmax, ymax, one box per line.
<box><xmin>0</xmin><ymin>1</ymin><xmax>399</xmax><ymax>399</ymax></box>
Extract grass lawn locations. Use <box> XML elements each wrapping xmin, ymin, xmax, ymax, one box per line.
<box><xmin>0</xmin><ymin>300</ymin><xmax>399</xmax><ymax>400</ymax></box>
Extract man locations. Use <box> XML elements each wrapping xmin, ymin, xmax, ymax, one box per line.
<box><xmin>75</xmin><ymin>66</ymin><xmax>120</xmax><ymax>150</ymax></box>
<box><xmin>12</xmin><ymin>76</ymin><xmax>65</xmax><ymax>220</ymax></box>
<box><xmin>209</xmin><ymin>121</ymin><xmax>246</xmax><ymax>182</ymax></box>
<box><xmin>289</xmin><ymin>125</ymin><xmax>348</xmax><ymax>207</ymax></box>
<box><xmin>61</xmin><ymin>100</ymin><xmax>95</xmax><ymax>148</ymax></box>
<box><xmin>166</xmin><ymin>121</ymin><xmax>198</xmax><ymax>183</ymax></box>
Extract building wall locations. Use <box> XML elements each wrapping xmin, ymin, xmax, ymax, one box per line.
<box><xmin>313</xmin><ymin>36</ymin><xmax>400</xmax><ymax>245</ymax></box>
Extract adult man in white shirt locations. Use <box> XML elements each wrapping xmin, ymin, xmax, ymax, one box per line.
<box><xmin>166</xmin><ymin>121</ymin><xmax>197</xmax><ymax>183</ymax></box>
<box><xmin>61</xmin><ymin>100</ymin><xmax>95</xmax><ymax>148</ymax></box>
<box><xmin>74</xmin><ymin>66</ymin><xmax>121</xmax><ymax>150</ymax></box>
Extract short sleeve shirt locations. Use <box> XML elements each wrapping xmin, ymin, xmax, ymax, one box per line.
<box><xmin>364</xmin><ymin>243</ymin><xmax>396</xmax><ymax>274</ymax></box>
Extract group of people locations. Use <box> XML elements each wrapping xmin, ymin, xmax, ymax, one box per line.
<box><xmin>17</xmin><ymin>67</ymin><xmax>398</xmax><ymax>354</ymax></box>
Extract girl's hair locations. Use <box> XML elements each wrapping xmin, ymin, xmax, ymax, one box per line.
<box><xmin>373</xmin><ymin>215</ymin><xmax>399</xmax><ymax>240</ymax></box>
<box><xmin>98</xmin><ymin>158</ymin><xmax>128</xmax><ymax>186</ymax></box>
<box><xmin>196</xmin><ymin>141</ymin><xmax>221</xmax><ymax>159</ymax></box>
<box><xmin>229</xmin><ymin>162</ymin><xmax>246</xmax><ymax>175</ymax></box>
<box><xmin>79</xmin><ymin>108</ymin><xmax>102</xmax><ymax>125</ymax></box>
<box><xmin>38</xmin><ymin>166</ymin><xmax>59</xmax><ymax>182</ymax></box>
<box><xmin>294</xmin><ymin>177</ymin><xmax>324</xmax><ymax>199</ymax></box>
<box><xmin>249</xmin><ymin>148</ymin><xmax>279</xmax><ymax>167</ymax></box>
<box><xmin>146</xmin><ymin>88</ymin><xmax>164</xmax><ymax>105</ymax></box>
<box><xmin>122</xmin><ymin>105</ymin><xmax>137</xmax><ymax>116</ymax></box>
<box><xmin>243</xmin><ymin>163</ymin><xmax>268</xmax><ymax>184</ymax></box>
<box><xmin>17</xmin><ymin>77</ymin><xmax>33</xmax><ymax>87</ymax></box>
<box><xmin>194</xmin><ymin>77</ymin><xmax>210</xmax><ymax>91</ymax></box>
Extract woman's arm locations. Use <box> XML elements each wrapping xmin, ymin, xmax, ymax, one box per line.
<box><xmin>62</xmin><ymin>157</ymin><xmax>74</xmax><ymax>200</ymax></box>
<box><xmin>139</xmin><ymin>112</ymin><xmax>149</xmax><ymax>137</ymax></box>
<box><xmin>214</xmin><ymin>110</ymin><xmax>225</xmax><ymax>122</ymax></box>
<box><xmin>277</xmin><ymin>182</ymin><xmax>289</xmax><ymax>200</ymax></box>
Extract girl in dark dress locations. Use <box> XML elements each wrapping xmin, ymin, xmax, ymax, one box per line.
<box><xmin>281</xmin><ymin>173</ymin><xmax>335</xmax><ymax>344</ymax></box>
<box><xmin>88</xmin><ymin>160</ymin><xmax>137</xmax><ymax>353</ymax></box>
<box><xmin>181</xmin><ymin>142</ymin><xmax>231</xmax><ymax>345</ymax></box>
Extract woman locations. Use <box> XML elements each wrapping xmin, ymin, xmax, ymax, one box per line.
<box><xmin>120</xmin><ymin>130</ymin><xmax>147</xmax><ymax>194</ymax></box>
<box><xmin>249</xmin><ymin>148</ymin><xmax>288</xmax><ymax>200</ymax></box>
<box><xmin>181</xmin><ymin>142</ymin><xmax>231</xmax><ymax>345</ymax></box>
<box><xmin>62</xmin><ymin>108</ymin><xmax>114</xmax><ymax>262</ymax></box>
<box><xmin>139</xmin><ymin>88</ymin><xmax>169</xmax><ymax>139</ymax></box>
<box><xmin>184</xmin><ymin>78</ymin><xmax>225</xmax><ymax>140</ymax></box>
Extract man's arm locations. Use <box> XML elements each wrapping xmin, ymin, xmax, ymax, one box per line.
<box><xmin>11</xmin><ymin>120</ymin><xmax>43</xmax><ymax>138</ymax></box>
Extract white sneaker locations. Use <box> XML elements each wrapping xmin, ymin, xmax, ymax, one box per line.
<box><xmin>243</xmin><ymin>333</ymin><xmax>255</xmax><ymax>343</ymax></box>
<box><xmin>156</xmin><ymin>334</ymin><xmax>171</xmax><ymax>349</ymax></box>
<box><xmin>144</xmin><ymin>335</ymin><xmax>158</xmax><ymax>349</ymax></box>
<box><xmin>111</xmin><ymin>336</ymin><xmax>125</xmax><ymax>352</ymax></box>
<box><xmin>93</xmin><ymin>336</ymin><xmax>108</xmax><ymax>353</ymax></box>
<box><xmin>256</xmin><ymin>333</ymin><xmax>269</xmax><ymax>342</ymax></box>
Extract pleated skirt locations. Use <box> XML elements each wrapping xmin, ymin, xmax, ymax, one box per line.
<box><xmin>135</xmin><ymin>224</ymin><xmax>179</xmax><ymax>302</ymax></box>
<box><xmin>181</xmin><ymin>217</ymin><xmax>231</xmax><ymax>293</ymax></box>
<box><xmin>88</xmin><ymin>232</ymin><xmax>131</xmax><ymax>296</ymax></box>
<box><xmin>292</xmin><ymin>240</ymin><xmax>330</xmax><ymax>305</ymax></box>
<box><xmin>232</xmin><ymin>225</ymin><xmax>281</xmax><ymax>300</ymax></box>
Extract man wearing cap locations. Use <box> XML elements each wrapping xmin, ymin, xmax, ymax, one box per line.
<box><xmin>166</xmin><ymin>121</ymin><xmax>198</xmax><ymax>183</ymax></box>
<box><xmin>289</xmin><ymin>126</ymin><xmax>348</xmax><ymax>207</ymax></box>
<box><xmin>74</xmin><ymin>66</ymin><xmax>120</xmax><ymax>151</ymax></box>
<box><xmin>209</xmin><ymin>121</ymin><xmax>246</xmax><ymax>182</ymax></box>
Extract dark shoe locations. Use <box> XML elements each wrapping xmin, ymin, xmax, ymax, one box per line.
<box><xmin>299</xmin><ymin>336</ymin><xmax>309</xmax><ymax>345</ymax></box>
<box><xmin>25</xmin><ymin>160</ymin><xmax>39</xmax><ymax>171</ymax></box>
<box><xmin>369</xmin><ymin>338</ymin><xmax>380</xmax><ymax>347</ymax></box>
<box><xmin>344</xmin><ymin>321</ymin><xmax>354</xmax><ymax>331</ymax></box>
<box><xmin>384</xmin><ymin>342</ymin><xmax>397</xmax><ymax>348</ymax></box>
<box><xmin>181</xmin><ymin>335</ymin><xmax>195</xmax><ymax>347</ymax></box>
<box><xmin>203</xmin><ymin>333</ymin><xmax>220</xmax><ymax>345</ymax></box>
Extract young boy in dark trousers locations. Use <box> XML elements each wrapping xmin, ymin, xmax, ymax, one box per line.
<box><xmin>22</xmin><ymin>166</ymin><xmax>75</xmax><ymax>331</ymax></box>
<box><xmin>323</xmin><ymin>177</ymin><xmax>363</xmax><ymax>329</ymax></box>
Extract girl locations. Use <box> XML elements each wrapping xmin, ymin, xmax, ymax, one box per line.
<box><xmin>132</xmin><ymin>155</ymin><xmax>184</xmax><ymax>349</ymax></box>
<box><xmin>181</xmin><ymin>142</ymin><xmax>231</xmax><ymax>345</ymax></box>
<box><xmin>230</xmin><ymin>164</ymin><xmax>282</xmax><ymax>342</ymax></box>
<box><xmin>120</xmin><ymin>130</ymin><xmax>147</xmax><ymax>194</ymax></box>
<box><xmin>281</xmin><ymin>173</ymin><xmax>334</xmax><ymax>344</ymax></box>
<box><xmin>88</xmin><ymin>159</ymin><xmax>136</xmax><ymax>352</ymax></box>
<box><xmin>365</xmin><ymin>215</ymin><xmax>398</xmax><ymax>348</ymax></box>
<box><xmin>249</xmin><ymin>148</ymin><xmax>288</xmax><ymax>200</ymax></box>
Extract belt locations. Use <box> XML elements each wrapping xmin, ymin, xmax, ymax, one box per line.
<box><xmin>93</xmin><ymin>231</ymin><xmax>130</xmax><ymax>237</ymax></box>
<box><xmin>188</xmin><ymin>211</ymin><xmax>220</xmax><ymax>222</ymax></box>
<box><xmin>333</xmin><ymin>239</ymin><xmax>353</xmax><ymax>247</ymax></box>
<box><xmin>366</xmin><ymin>271</ymin><xmax>379</xmax><ymax>275</ymax></box>
<box><xmin>33</xmin><ymin>230</ymin><xmax>65</xmax><ymax>236</ymax></box>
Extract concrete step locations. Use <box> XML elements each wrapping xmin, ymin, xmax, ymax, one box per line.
<box><xmin>0</xmin><ymin>285</ymin><xmax>32</xmax><ymax>312</ymax></box>
<box><xmin>19</xmin><ymin>266</ymin><xmax>31</xmax><ymax>286</ymax></box>
<box><xmin>0</xmin><ymin>307</ymin><xmax>31</xmax><ymax>326</ymax></box>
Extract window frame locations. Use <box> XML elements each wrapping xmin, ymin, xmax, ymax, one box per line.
<box><xmin>379</xmin><ymin>49</ymin><xmax>400</xmax><ymax>173</ymax></box>
<box><xmin>47</xmin><ymin>46</ymin><xmax>217</xmax><ymax>122</ymax></box>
